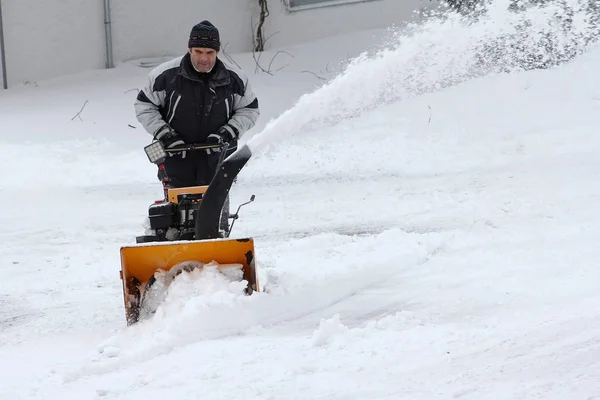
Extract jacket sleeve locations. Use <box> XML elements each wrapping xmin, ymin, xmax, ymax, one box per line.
<box><xmin>223</xmin><ymin>71</ymin><xmax>260</xmax><ymax>140</ymax></box>
<box><xmin>134</xmin><ymin>57</ymin><xmax>181</xmax><ymax>137</ymax></box>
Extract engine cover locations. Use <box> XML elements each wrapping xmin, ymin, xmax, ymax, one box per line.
<box><xmin>148</xmin><ymin>202</ymin><xmax>176</xmax><ymax>230</ymax></box>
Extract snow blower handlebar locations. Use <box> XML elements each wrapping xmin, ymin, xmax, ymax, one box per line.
<box><xmin>143</xmin><ymin>140</ymin><xmax>230</xmax><ymax>198</ymax></box>
<box><xmin>143</xmin><ymin>141</ymin><xmax>226</xmax><ymax>165</ymax></box>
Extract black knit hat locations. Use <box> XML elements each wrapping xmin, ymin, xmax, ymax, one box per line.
<box><xmin>188</xmin><ymin>20</ymin><xmax>220</xmax><ymax>51</ymax></box>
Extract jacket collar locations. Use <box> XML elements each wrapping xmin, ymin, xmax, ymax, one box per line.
<box><xmin>179</xmin><ymin>53</ymin><xmax>230</xmax><ymax>88</ymax></box>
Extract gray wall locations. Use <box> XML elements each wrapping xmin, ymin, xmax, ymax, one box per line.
<box><xmin>0</xmin><ymin>0</ymin><xmax>440</xmax><ymax>88</ymax></box>
<box><xmin>1</xmin><ymin>0</ymin><xmax>105</xmax><ymax>87</ymax></box>
<box><xmin>266</xmin><ymin>0</ymin><xmax>437</xmax><ymax>50</ymax></box>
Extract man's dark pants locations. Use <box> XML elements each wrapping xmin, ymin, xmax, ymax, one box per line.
<box><xmin>160</xmin><ymin>151</ymin><xmax>230</xmax><ymax>233</ymax></box>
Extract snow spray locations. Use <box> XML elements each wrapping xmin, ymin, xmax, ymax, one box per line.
<box><xmin>245</xmin><ymin>0</ymin><xmax>599</xmax><ymax>155</ymax></box>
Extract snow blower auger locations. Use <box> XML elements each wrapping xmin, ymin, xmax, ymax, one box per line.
<box><xmin>119</xmin><ymin>141</ymin><xmax>258</xmax><ymax>325</ymax></box>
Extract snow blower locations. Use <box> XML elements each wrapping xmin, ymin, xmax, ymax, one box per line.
<box><xmin>119</xmin><ymin>141</ymin><xmax>258</xmax><ymax>325</ymax></box>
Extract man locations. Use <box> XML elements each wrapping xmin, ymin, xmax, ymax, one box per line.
<box><xmin>135</xmin><ymin>20</ymin><xmax>259</xmax><ymax>234</ymax></box>
<box><xmin>134</xmin><ymin>20</ymin><xmax>260</xmax><ymax>188</ymax></box>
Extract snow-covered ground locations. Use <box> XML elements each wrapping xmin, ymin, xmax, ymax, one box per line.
<box><xmin>2</xmin><ymin>1</ymin><xmax>600</xmax><ymax>398</ymax></box>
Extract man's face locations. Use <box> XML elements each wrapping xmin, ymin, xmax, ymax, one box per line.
<box><xmin>189</xmin><ymin>47</ymin><xmax>218</xmax><ymax>72</ymax></box>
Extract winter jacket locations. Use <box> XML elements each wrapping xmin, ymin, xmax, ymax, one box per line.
<box><xmin>134</xmin><ymin>53</ymin><xmax>259</xmax><ymax>151</ymax></box>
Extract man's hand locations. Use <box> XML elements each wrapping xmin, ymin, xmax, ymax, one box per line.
<box><xmin>154</xmin><ymin>125</ymin><xmax>187</xmax><ymax>159</ymax></box>
<box><xmin>205</xmin><ymin>125</ymin><xmax>236</xmax><ymax>154</ymax></box>
<box><xmin>205</xmin><ymin>133</ymin><xmax>224</xmax><ymax>154</ymax></box>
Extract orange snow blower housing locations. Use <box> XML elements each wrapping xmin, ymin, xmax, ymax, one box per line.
<box><xmin>119</xmin><ymin>142</ymin><xmax>259</xmax><ymax>325</ymax></box>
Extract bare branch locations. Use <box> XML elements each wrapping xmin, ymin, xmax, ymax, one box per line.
<box><xmin>263</xmin><ymin>30</ymin><xmax>280</xmax><ymax>47</ymax></box>
<box><xmin>268</xmin><ymin>50</ymin><xmax>294</xmax><ymax>72</ymax></box>
<box><xmin>221</xmin><ymin>42</ymin><xmax>242</xmax><ymax>69</ymax></box>
<box><xmin>253</xmin><ymin>51</ymin><xmax>273</xmax><ymax>75</ymax></box>
<box><xmin>300</xmin><ymin>70</ymin><xmax>327</xmax><ymax>81</ymax></box>
<box><xmin>250</xmin><ymin>20</ymin><xmax>262</xmax><ymax>75</ymax></box>
<box><xmin>254</xmin><ymin>0</ymin><xmax>270</xmax><ymax>52</ymax></box>
<box><xmin>251</xmin><ymin>3</ymin><xmax>290</xmax><ymax>76</ymax></box>
<box><xmin>71</xmin><ymin>100</ymin><xmax>89</xmax><ymax>121</ymax></box>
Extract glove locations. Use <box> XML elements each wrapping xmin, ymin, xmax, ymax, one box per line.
<box><xmin>205</xmin><ymin>133</ymin><xmax>224</xmax><ymax>155</ymax></box>
<box><xmin>154</xmin><ymin>125</ymin><xmax>187</xmax><ymax>159</ymax></box>
<box><xmin>205</xmin><ymin>125</ymin><xmax>238</xmax><ymax>155</ymax></box>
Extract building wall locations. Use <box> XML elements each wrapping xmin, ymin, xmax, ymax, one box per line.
<box><xmin>263</xmin><ymin>0</ymin><xmax>436</xmax><ymax>50</ymax></box>
<box><xmin>0</xmin><ymin>0</ymin><xmax>440</xmax><ymax>88</ymax></box>
<box><xmin>109</xmin><ymin>0</ymin><xmax>255</xmax><ymax>64</ymax></box>
<box><xmin>1</xmin><ymin>0</ymin><xmax>105</xmax><ymax>87</ymax></box>
<box><xmin>0</xmin><ymin>0</ymin><xmax>255</xmax><ymax>87</ymax></box>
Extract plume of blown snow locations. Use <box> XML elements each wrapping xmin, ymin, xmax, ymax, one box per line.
<box><xmin>246</xmin><ymin>0</ymin><xmax>599</xmax><ymax>155</ymax></box>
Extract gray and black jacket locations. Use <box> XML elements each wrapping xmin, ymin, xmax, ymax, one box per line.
<box><xmin>134</xmin><ymin>53</ymin><xmax>259</xmax><ymax>151</ymax></box>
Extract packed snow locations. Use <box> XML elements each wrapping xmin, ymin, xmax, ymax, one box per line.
<box><xmin>2</xmin><ymin>0</ymin><xmax>600</xmax><ymax>398</ymax></box>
